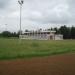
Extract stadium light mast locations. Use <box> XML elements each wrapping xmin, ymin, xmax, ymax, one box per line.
<box><xmin>5</xmin><ymin>24</ymin><xmax>7</xmax><ymax>31</ymax></box>
<box><xmin>18</xmin><ymin>0</ymin><xmax>24</xmax><ymax>38</ymax></box>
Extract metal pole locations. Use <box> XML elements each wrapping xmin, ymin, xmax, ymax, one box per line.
<box><xmin>18</xmin><ymin>0</ymin><xmax>24</xmax><ymax>39</ymax></box>
<box><xmin>5</xmin><ymin>24</ymin><xmax>7</xmax><ymax>31</ymax></box>
<box><xmin>20</xmin><ymin>4</ymin><xmax>22</xmax><ymax>37</ymax></box>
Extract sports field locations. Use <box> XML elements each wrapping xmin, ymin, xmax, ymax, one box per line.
<box><xmin>0</xmin><ymin>53</ymin><xmax>75</xmax><ymax>75</ymax></box>
<box><xmin>0</xmin><ymin>38</ymin><xmax>75</xmax><ymax>75</ymax></box>
<box><xmin>0</xmin><ymin>38</ymin><xmax>75</xmax><ymax>60</ymax></box>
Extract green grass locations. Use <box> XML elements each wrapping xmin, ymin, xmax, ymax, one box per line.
<box><xmin>0</xmin><ymin>38</ymin><xmax>75</xmax><ymax>60</ymax></box>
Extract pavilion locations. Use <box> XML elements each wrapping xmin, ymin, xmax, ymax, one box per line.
<box><xmin>19</xmin><ymin>30</ymin><xmax>63</xmax><ymax>40</ymax></box>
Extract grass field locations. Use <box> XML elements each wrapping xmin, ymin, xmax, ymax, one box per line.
<box><xmin>0</xmin><ymin>38</ymin><xmax>75</xmax><ymax>60</ymax></box>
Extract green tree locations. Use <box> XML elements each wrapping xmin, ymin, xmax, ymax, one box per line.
<box><xmin>2</xmin><ymin>31</ymin><xmax>12</xmax><ymax>37</ymax></box>
<box><xmin>71</xmin><ymin>26</ymin><xmax>75</xmax><ymax>39</ymax></box>
<box><xmin>59</xmin><ymin>25</ymin><xmax>71</xmax><ymax>39</ymax></box>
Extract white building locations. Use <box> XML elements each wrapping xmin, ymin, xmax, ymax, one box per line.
<box><xmin>19</xmin><ymin>30</ymin><xmax>63</xmax><ymax>40</ymax></box>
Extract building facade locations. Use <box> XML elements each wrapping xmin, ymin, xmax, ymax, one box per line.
<box><xmin>19</xmin><ymin>30</ymin><xmax>63</xmax><ymax>40</ymax></box>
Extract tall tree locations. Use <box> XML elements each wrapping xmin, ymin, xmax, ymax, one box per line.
<box><xmin>71</xmin><ymin>26</ymin><xmax>75</xmax><ymax>39</ymax></box>
<box><xmin>59</xmin><ymin>25</ymin><xmax>71</xmax><ymax>39</ymax></box>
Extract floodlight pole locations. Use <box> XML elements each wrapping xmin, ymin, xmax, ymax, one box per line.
<box><xmin>20</xmin><ymin>4</ymin><xmax>22</xmax><ymax>37</ymax></box>
<box><xmin>5</xmin><ymin>24</ymin><xmax>7</xmax><ymax>31</ymax></box>
<box><xmin>18</xmin><ymin>0</ymin><xmax>24</xmax><ymax>38</ymax></box>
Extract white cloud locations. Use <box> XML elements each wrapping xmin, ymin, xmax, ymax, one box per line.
<box><xmin>0</xmin><ymin>0</ymin><xmax>75</xmax><ymax>32</ymax></box>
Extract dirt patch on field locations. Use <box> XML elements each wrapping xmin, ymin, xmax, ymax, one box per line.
<box><xmin>0</xmin><ymin>53</ymin><xmax>75</xmax><ymax>75</ymax></box>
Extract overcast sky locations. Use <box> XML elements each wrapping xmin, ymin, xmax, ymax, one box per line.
<box><xmin>0</xmin><ymin>0</ymin><xmax>75</xmax><ymax>32</ymax></box>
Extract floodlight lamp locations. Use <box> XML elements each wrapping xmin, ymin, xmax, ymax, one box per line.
<box><xmin>21</xmin><ymin>0</ymin><xmax>24</xmax><ymax>4</ymax></box>
<box><xmin>18</xmin><ymin>0</ymin><xmax>24</xmax><ymax>5</ymax></box>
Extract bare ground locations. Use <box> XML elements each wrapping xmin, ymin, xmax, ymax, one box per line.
<box><xmin>0</xmin><ymin>53</ymin><xmax>75</xmax><ymax>75</ymax></box>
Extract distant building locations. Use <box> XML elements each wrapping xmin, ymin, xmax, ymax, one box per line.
<box><xmin>19</xmin><ymin>30</ymin><xmax>63</xmax><ymax>40</ymax></box>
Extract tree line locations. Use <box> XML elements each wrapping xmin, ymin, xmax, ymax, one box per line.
<box><xmin>0</xmin><ymin>25</ymin><xmax>75</xmax><ymax>39</ymax></box>
<box><xmin>51</xmin><ymin>25</ymin><xmax>75</xmax><ymax>39</ymax></box>
<box><xmin>0</xmin><ymin>31</ymin><xmax>19</xmax><ymax>38</ymax></box>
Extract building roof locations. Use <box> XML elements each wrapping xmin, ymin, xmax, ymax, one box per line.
<box><xmin>24</xmin><ymin>30</ymin><xmax>56</xmax><ymax>34</ymax></box>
